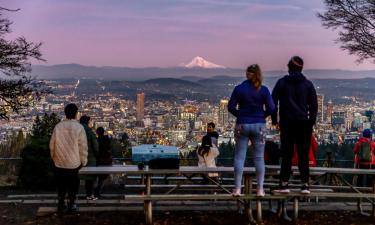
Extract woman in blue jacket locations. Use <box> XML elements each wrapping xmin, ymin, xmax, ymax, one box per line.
<box><xmin>228</xmin><ymin>64</ymin><xmax>275</xmax><ymax>197</ymax></box>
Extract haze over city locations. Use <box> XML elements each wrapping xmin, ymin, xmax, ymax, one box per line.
<box><xmin>4</xmin><ymin>0</ymin><xmax>375</xmax><ymax>71</ymax></box>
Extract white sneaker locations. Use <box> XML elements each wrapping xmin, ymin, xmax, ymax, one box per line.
<box><xmin>273</xmin><ymin>184</ymin><xmax>290</xmax><ymax>194</ymax></box>
<box><xmin>301</xmin><ymin>184</ymin><xmax>310</xmax><ymax>194</ymax></box>
<box><xmin>86</xmin><ymin>195</ymin><xmax>98</xmax><ymax>200</ymax></box>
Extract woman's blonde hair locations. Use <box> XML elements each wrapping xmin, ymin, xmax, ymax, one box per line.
<box><xmin>246</xmin><ymin>64</ymin><xmax>262</xmax><ymax>90</ymax></box>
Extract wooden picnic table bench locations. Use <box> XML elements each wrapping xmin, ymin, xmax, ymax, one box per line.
<box><xmin>80</xmin><ymin>165</ymin><xmax>283</xmax><ymax>224</ymax></box>
<box><xmin>80</xmin><ymin>165</ymin><xmax>375</xmax><ymax>224</ymax></box>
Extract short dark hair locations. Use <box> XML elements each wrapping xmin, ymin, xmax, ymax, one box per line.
<box><xmin>64</xmin><ymin>103</ymin><xmax>78</xmax><ymax>119</ymax></box>
<box><xmin>79</xmin><ymin>115</ymin><xmax>90</xmax><ymax>125</ymax></box>
<box><xmin>207</xmin><ymin>122</ymin><xmax>215</xmax><ymax>128</ymax></box>
<box><xmin>96</xmin><ymin>127</ymin><xmax>105</xmax><ymax>136</ymax></box>
<box><xmin>288</xmin><ymin>56</ymin><xmax>304</xmax><ymax>72</ymax></box>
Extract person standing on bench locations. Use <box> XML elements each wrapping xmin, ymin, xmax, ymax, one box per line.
<box><xmin>271</xmin><ymin>56</ymin><xmax>318</xmax><ymax>194</ymax></box>
<box><xmin>50</xmin><ymin>103</ymin><xmax>88</xmax><ymax>212</ymax></box>
<box><xmin>197</xmin><ymin>122</ymin><xmax>220</xmax><ymax>184</ymax></box>
<box><xmin>353</xmin><ymin>128</ymin><xmax>375</xmax><ymax>187</ymax></box>
<box><xmin>228</xmin><ymin>64</ymin><xmax>275</xmax><ymax>197</ymax></box>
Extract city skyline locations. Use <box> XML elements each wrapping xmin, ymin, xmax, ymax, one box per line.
<box><xmin>3</xmin><ymin>0</ymin><xmax>375</xmax><ymax>71</ymax></box>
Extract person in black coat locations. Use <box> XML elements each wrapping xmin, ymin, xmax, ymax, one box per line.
<box><xmin>271</xmin><ymin>56</ymin><xmax>318</xmax><ymax>194</ymax></box>
<box><xmin>94</xmin><ymin>127</ymin><xmax>113</xmax><ymax>198</ymax></box>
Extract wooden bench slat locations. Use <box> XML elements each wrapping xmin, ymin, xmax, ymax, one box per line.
<box><xmin>80</xmin><ymin>165</ymin><xmax>375</xmax><ymax>175</ymax></box>
<box><xmin>124</xmin><ymin>194</ymin><xmax>286</xmax><ymax>201</ymax></box>
<box><xmin>272</xmin><ymin>192</ymin><xmax>375</xmax><ymax>198</ymax></box>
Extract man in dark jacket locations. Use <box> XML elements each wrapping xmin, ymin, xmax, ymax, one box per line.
<box><xmin>271</xmin><ymin>56</ymin><xmax>318</xmax><ymax>194</ymax></box>
<box><xmin>79</xmin><ymin>115</ymin><xmax>99</xmax><ymax>200</ymax></box>
<box><xmin>94</xmin><ymin>127</ymin><xmax>113</xmax><ymax>198</ymax></box>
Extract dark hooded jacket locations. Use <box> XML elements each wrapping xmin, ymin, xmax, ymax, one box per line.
<box><xmin>271</xmin><ymin>72</ymin><xmax>317</xmax><ymax>126</ymax></box>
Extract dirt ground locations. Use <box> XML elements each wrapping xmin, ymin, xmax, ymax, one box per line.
<box><xmin>0</xmin><ymin>203</ymin><xmax>374</xmax><ymax>225</ymax></box>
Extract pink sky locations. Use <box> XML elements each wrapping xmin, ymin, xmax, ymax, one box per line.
<box><xmin>3</xmin><ymin>0</ymin><xmax>375</xmax><ymax>70</ymax></box>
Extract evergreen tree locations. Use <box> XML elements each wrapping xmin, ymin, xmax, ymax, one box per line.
<box><xmin>18</xmin><ymin>113</ymin><xmax>60</xmax><ymax>189</ymax></box>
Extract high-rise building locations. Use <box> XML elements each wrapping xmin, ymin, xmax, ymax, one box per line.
<box><xmin>332</xmin><ymin>111</ymin><xmax>345</xmax><ymax>127</ymax></box>
<box><xmin>218</xmin><ymin>99</ymin><xmax>229</xmax><ymax>128</ymax></box>
<box><xmin>317</xmin><ymin>94</ymin><xmax>324</xmax><ymax>122</ymax></box>
<box><xmin>136</xmin><ymin>92</ymin><xmax>145</xmax><ymax>122</ymax></box>
<box><xmin>326</xmin><ymin>99</ymin><xmax>333</xmax><ymax>123</ymax></box>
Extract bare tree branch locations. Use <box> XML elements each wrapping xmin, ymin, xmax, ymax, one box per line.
<box><xmin>0</xmin><ymin>7</ymin><xmax>48</xmax><ymax>119</ymax></box>
<box><xmin>318</xmin><ymin>0</ymin><xmax>375</xmax><ymax>63</ymax></box>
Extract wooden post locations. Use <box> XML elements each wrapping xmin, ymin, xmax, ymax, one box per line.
<box><xmin>145</xmin><ymin>174</ymin><xmax>152</xmax><ymax>225</ymax></box>
<box><xmin>244</xmin><ymin>175</ymin><xmax>255</xmax><ymax>224</ymax></box>
<box><xmin>293</xmin><ymin>197</ymin><xmax>299</xmax><ymax>221</ymax></box>
<box><xmin>256</xmin><ymin>198</ymin><xmax>262</xmax><ymax>223</ymax></box>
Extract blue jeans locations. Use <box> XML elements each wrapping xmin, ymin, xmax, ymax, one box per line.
<box><xmin>234</xmin><ymin>123</ymin><xmax>266</xmax><ymax>190</ymax></box>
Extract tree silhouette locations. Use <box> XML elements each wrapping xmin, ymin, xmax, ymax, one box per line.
<box><xmin>0</xmin><ymin>7</ymin><xmax>48</xmax><ymax>119</ymax></box>
<box><xmin>318</xmin><ymin>0</ymin><xmax>375</xmax><ymax>63</ymax></box>
<box><xmin>18</xmin><ymin>113</ymin><xmax>60</xmax><ymax>188</ymax></box>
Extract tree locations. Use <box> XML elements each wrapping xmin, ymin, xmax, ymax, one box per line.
<box><xmin>18</xmin><ymin>113</ymin><xmax>60</xmax><ymax>189</ymax></box>
<box><xmin>318</xmin><ymin>0</ymin><xmax>375</xmax><ymax>63</ymax></box>
<box><xmin>0</xmin><ymin>7</ymin><xmax>48</xmax><ymax>119</ymax></box>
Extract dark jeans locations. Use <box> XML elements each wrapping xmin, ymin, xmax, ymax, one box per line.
<box><xmin>357</xmin><ymin>164</ymin><xmax>373</xmax><ymax>187</ymax></box>
<box><xmin>55</xmin><ymin>166</ymin><xmax>80</xmax><ymax>205</ymax></box>
<box><xmin>279</xmin><ymin>120</ymin><xmax>312</xmax><ymax>184</ymax></box>
<box><xmin>85</xmin><ymin>179</ymin><xmax>95</xmax><ymax>197</ymax></box>
<box><xmin>94</xmin><ymin>175</ymin><xmax>108</xmax><ymax>197</ymax></box>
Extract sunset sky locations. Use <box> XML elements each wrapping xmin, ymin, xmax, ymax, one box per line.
<box><xmin>4</xmin><ymin>0</ymin><xmax>375</xmax><ymax>70</ymax></box>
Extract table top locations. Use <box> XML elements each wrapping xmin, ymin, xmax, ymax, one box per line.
<box><xmin>79</xmin><ymin>165</ymin><xmax>375</xmax><ymax>175</ymax></box>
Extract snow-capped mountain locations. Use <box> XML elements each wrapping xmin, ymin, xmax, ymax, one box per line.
<box><xmin>184</xmin><ymin>56</ymin><xmax>225</xmax><ymax>69</ymax></box>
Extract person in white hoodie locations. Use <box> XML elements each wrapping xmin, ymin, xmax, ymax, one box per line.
<box><xmin>197</xmin><ymin>122</ymin><xmax>220</xmax><ymax>183</ymax></box>
<box><xmin>50</xmin><ymin>103</ymin><xmax>88</xmax><ymax>212</ymax></box>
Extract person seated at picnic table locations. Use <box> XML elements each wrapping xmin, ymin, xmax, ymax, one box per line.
<box><xmin>197</xmin><ymin>122</ymin><xmax>220</xmax><ymax>184</ymax></box>
<box><xmin>79</xmin><ymin>115</ymin><xmax>99</xmax><ymax>200</ymax></box>
<box><xmin>353</xmin><ymin>128</ymin><xmax>375</xmax><ymax>187</ymax></box>
<box><xmin>94</xmin><ymin>127</ymin><xmax>113</xmax><ymax>198</ymax></box>
<box><xmin>292</xmin><ymin>134</ymin><xmax>318</xmax><ymax>167</ymax></box>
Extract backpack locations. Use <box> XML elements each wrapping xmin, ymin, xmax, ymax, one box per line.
<box><xmin>359</xmin><ymin>141</ymin><xmax>373</xmax><ymax>162</ymax></box>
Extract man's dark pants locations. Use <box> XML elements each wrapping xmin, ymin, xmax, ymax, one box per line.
<box><xmin>279</xmin><ymin>120</ymin><xmax>312</xmax><ymax>184</ymax></box>
<box><xmin>55</xmin><ymin>166</ymin><xmax>80</xmax><ymax>206</ymax></box>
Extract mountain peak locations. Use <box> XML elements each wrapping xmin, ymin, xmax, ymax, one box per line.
<box><xmin>184</xmin><ymin>56</ymin><xmax>225</xmax><ymax>69</ymax></box>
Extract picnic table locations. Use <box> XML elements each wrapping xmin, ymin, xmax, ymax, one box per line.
<box><xmin>79</xmin><ymin>165</ymin><xmax>375</xmax><ymax>224</ymax></box>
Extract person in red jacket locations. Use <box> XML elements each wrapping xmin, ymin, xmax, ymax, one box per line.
<box><xmin>292</xmin><ymin>134</ymin><xmax>318</xmax><ymax>167</ymax></box>
<box><xmin>353</xmin><ymin>129</ymin><xmax>375</xmax><ymax>187</ymax></box>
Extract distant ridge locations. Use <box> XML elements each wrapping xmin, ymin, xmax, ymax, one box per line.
<box><xmin>141</xmin><ymin>78</ymin><xmax>202</xmax><ymax>87</ymax></box>
<box><xmin>31</xmin><ymin>64</ymin><xmax>375</xmax><ymax>81</ymax></box>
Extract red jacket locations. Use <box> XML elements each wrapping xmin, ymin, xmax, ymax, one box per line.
<box><xmin>292</xmin><ymin>135</ymin><xmax>318</xmax><ymax>167</ymax></box>
<box><xmin>353</xmin><ymin>137</ymin><xmax>375</xmax><ymax>166</ymax></box>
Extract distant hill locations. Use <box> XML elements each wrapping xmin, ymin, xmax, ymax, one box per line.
<box><xmin>141</xmin><ymin>78</ymin><xmax>201</xmax><ymax>87</ymax></box>
<box><xmin>31</xmin><ymin>64</ymin><xmax>375</xmax><ymax>81</ymax></box>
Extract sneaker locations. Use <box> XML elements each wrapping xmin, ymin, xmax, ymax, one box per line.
<box><xmin>273</xmin><ymin>183</ymin><xmax>290</xmax><ymax>194</ymax></box>
<box><xmin>67</xmin><ymin>203</ymin><xmax>78</xmax><ymax>213</ymax></box>
<box><xmin>232</xmin><ymin>188</ymin><xmax>242</xmax><ymax>197</ymax></box>
<box><xmin>301</xmin><ymin>184</ymin><xmax>310</xmax><ymax>194</ymax></box>
<box><xmin>86</xmin><ymin>195</ymin><xmax>98</xmax><ymax>200</ymax></box>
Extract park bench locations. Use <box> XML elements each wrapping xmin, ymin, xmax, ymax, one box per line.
<box><xmin>79</xmin><ymin>165</ymin><xmax>375</xmax><ymax>224</ymax></box>
<box><xmin>267</xmin><ymin>165</ymin><xmax>375</xmax><ymax>222</ymax></box>
<box><xmin>80</xmin><ymin>165</ymin><xmax>287</xmax><ymax>224</ymax></box>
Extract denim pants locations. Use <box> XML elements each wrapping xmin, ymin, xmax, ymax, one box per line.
<box><xmin>234</xmin><ymin>123</ymin><xmax>266</xmax><ymax>190</ymax></box>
